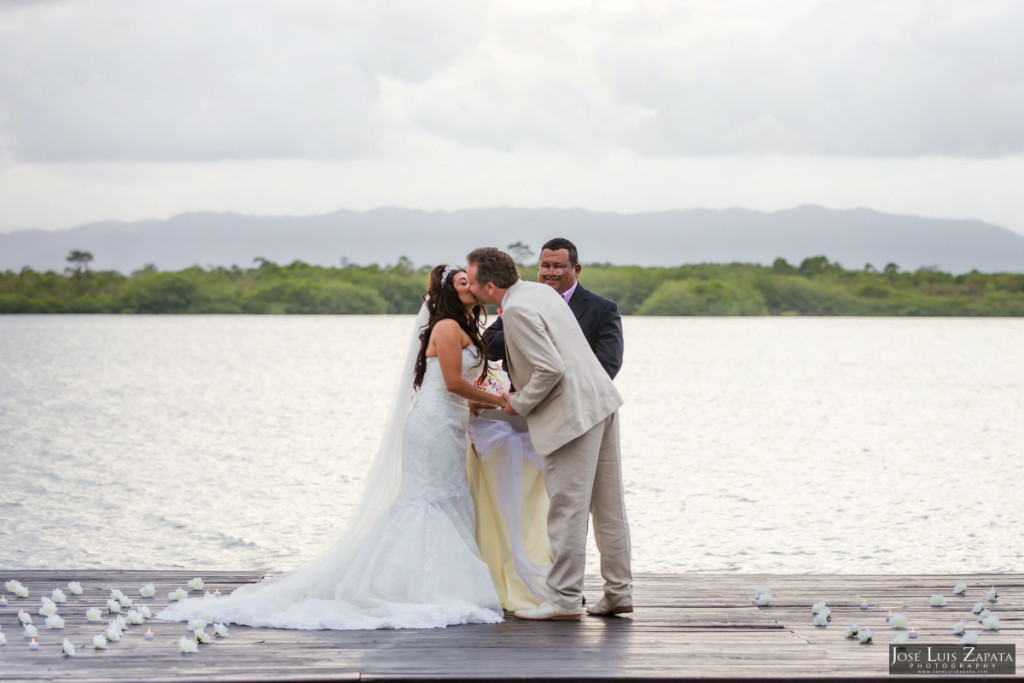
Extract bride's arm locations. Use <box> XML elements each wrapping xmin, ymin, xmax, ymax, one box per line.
<box><xmin>432</xmin><ymin>319</ymin><xmax>507</xmax><ymax>407</ymax></box>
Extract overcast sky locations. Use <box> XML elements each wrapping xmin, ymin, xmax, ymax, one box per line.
<box><xmin>1</xmin><ymin>0</ymin><xmax>1023</xmax><ymax>234</ymax></box>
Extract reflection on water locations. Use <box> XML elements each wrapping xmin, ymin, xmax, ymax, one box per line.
<box><xmin>1</xmin><ymin>315</ymin><xmax>1022</xmax><ymax>573</ymax></box>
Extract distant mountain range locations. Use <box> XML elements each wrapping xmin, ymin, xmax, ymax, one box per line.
<box><xmin>3</xmin><ymin>205</ymin><xmax>1023</xmax><ymax>274</ymax></box>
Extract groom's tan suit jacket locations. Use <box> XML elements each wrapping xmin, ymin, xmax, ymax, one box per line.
<box><xmin>502</xmin><ymin>280</ymin><xmax>623</xmax><ymax>456</ymax></box>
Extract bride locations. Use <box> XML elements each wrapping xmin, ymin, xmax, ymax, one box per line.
<box><xmin>159</xmin><ymin>264</ymin><xmax>512</xmax><ymax>630</ymax></box>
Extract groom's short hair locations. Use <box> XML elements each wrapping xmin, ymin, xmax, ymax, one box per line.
<box><xmin>467</xmin><ymin>248</ymin><xmax>520</xmax><ymax>288</ymax></box>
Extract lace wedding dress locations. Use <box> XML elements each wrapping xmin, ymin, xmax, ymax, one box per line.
<box><xmin>158</xmin><ymin>335</ymin><xmax>503</xmax><ymax>630</ymax></box>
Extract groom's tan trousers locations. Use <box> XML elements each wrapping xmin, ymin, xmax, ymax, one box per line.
<box><xmin>541</xmin><ymin>410</ymin><xmax>632</xmax><ymax>612</ymax></box>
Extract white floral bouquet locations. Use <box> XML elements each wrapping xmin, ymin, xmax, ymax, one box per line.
<box><xmin>477</xmin><ymin>361</ymin><xmax>511</xmax><ymax>396</ymax></box>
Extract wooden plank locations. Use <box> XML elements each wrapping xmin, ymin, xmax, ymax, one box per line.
<box><xmin>0</xmin><ymin>572</ymin><xmax>1021</xmax><ymax>681</ymax></box>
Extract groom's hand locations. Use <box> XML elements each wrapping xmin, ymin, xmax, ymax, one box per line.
<box><xmin>469</xmin><ymin>399</ymin><xmax>499</xmax><ymax>417</ymax></box>
<box><xmin>501</xmin><ymin>393</ymin><xmax>519</xmax><ymax>416</ymax></box>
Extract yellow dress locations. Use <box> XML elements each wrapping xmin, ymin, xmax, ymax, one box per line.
<box><xmin>467</xmin><ymin>412</ymin><xmax>553</xmax><ymax>611</ymax></box>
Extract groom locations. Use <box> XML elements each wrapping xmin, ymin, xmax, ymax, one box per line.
<box><xmin>466</xmin><ymin>247</ymin><xmax>633</xmax><ymax>620</ymax></box>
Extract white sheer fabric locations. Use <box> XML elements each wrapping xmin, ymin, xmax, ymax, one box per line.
<box><xmin>158</xmin><ymin>309</ymin><xmax>502</xmax><ymax>630</ymax></box>
<box><xmin>469</xmin><ymin>415</ymin><xmax>553</xmax><ymax>604</ymax></box>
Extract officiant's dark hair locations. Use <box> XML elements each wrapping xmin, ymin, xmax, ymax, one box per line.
<box><xmin>540</xmin><ymin>237</ymin><xmax>579</xmax><ymax>266</ymax></box>
<box><xmin>413</xmin><ymin>265</ymin><xmax>488</xmax><ymax>391</ymax></box>
<box><xmin>466</xmin><ymin>247</ymin><xmax>519</xmax><ymax>288</ymax></box>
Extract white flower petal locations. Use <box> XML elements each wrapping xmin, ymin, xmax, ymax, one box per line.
<box><xmin>139</xmin><ymin>583</ymin><xmax>156</xmax><ymax>598</ymax></box>
<box><xmin>45</xmin><ymin>614</ymin><xmax>65</xmax><ymax>629</ymax></box>
<box><xmin>86</xmin><ymin>608</ymin><xmax>102</xmax><ymax>622</ymax></box>
<box><xmin>67</xmin><ymin>582</ymin><xmax>83</xmax><ymax>595</ymax></box>
<box><xmin>51</xmin><ymin>589</ymin><xmax>67</xmax><ymax>603</ymax></box>
<box><xmin>952</xmin><ymin>619</ymin><xmax>966</xmax><ymax>635</ymax></box>
<box><xmin>23</xmin><ymin>624</ymin><xmax>39</xmax><ymax>638</ymax></box>
<box><xmin>92</xmin><ymin>634</ymin><xmax>107</xmax><ymax>649</ymax></box>
<box><xmin>213</xmin><ymin>623</ymin><xmax>229</xmax><ymax>638</ymax></box>
<box><xmin>179</xmin><ymin>636</ymin><xmax>199</xmax><ymax>654</ymax></box>
<box><xmin>62</xmin><ymin>638</ymin><xmax>76</xmax><ymax>657</ymax></box>
<box><xmin>7</xmin><ymin>580</ymin><xmax>29</xmax><ymax>598</ymax></box>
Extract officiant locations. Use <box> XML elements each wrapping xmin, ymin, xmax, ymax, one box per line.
<box><xmin>484</xmin><ymin>237</ymin><xmax>624</xmax><ymax>379</ymax></box>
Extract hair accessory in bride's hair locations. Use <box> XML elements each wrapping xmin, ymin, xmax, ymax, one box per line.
<box><xmin>440</xmin><ymin>264</ymin><xmax>461</xmax><ymax>288</ymax></box>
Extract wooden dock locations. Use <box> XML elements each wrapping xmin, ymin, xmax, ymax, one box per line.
<box><xmin>1</xmin><ymin>571</ymin><xmax>1021</xmax><ymax>681</ymax></box>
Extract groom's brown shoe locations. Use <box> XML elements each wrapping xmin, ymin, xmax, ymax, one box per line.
<box><xmin>586</xmin><ymin>597</ymin><xmax>633</xmax><ymax>616</ymax></box>
<box><xmin>513</xmin><ymin>602</ymin><xmax>582</xmax><ymax>621</ymax></box>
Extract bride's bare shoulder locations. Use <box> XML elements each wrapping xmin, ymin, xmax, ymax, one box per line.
<box><xmin>429</xmin><ymin>318</ymin><xmax>471</xmax><ymax>349</ymax></box>
<box><xmin>432</xmin><ymin>317</ymin><xmax>460</xmax><ymax>329</ymax></box>
<box><xmin>427</xmin><ymin>318</ymin><xmax>464</xmax><ymax>342</ymax></box>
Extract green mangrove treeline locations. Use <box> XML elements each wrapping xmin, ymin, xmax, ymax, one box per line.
<box><xmin>2</xmin><ymin>255</ymin><xmax>1023</xmax><ymax>316</ymax></box>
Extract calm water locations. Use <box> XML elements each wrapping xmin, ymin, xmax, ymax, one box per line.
<box><xmin>1</xmin><ymin>315</ymin><xmax>1022</xmax><ymax>574</ymax></box>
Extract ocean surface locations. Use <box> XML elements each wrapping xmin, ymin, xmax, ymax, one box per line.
<box><xmin>1</xmin><ymin>315</ymin><xmax>1022</xmax><ymax>574</ymax></box>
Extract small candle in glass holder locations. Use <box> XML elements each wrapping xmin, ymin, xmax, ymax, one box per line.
<box><xmin>909</xmin><ymin>628</ymin><xmax>918</xmax><ymax>639</ymax></box>
<box><xmin>859</xmin><ymin>600</ymin><xmax>868</xmax><ymax>610</ymax></box>
<box><xmin>886</xmin><ymin>610</ymin><xmax>893</xmax><ymax>622</ymax></box>
<box><xmin>145</xmin><ymin>628</ymin><xmax>154</xmax><ymax>640</ymax></box>
<box><xmin>28</xmin><ymin>638</ymin><xmax>39</xmax><ymax>651</ymax></box>
<box><xmin>0</xmin><ymin>595</ymin><xmax>7</xmax><ymax>606</ymax></box>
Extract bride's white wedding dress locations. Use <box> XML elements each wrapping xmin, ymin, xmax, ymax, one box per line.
<box><xmin>158</xmin><ymin>343</ymin><xmax>502</xmax><ymax>630</ymax></box>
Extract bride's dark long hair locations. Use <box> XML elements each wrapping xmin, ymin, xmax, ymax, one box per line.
<box><xmin>413</xmin><ymin>265</ymin><xmax>488</xmax><ymax>390</ymax></box>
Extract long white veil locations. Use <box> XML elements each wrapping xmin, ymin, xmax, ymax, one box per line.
<box><xmin>159</xmin><ymin>304</ymin><xmax>430</xmax><ymax>616</ymax></box>
<box><xmin>252</xmin><ymin>303</ymin><xmax>429</xmax><ymax>597</ymax></box>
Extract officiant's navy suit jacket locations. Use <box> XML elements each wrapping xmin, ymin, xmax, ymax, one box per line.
<box><xmin>485</xmin><ymin>283</ymin><xmax>624</xmax><ymax>379</ymax></box>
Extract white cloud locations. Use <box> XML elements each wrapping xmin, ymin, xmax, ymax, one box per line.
<box><xmin>3</xmin><ymin>0</ymin><xmax>1022</xmax><ymax>163</ymax></box>
<box><xmin>605</xmin><ymin>0</ymin><xmax>1024</xmax><ymax>156</ymax></box>
<box><xmin>1</xmin><ymin>0</ymin><xmax>1023</xmax><ymax>233</ymax></box>
<box><xmin>0</xmin><ymin>0</ymin><xmax>488</xmax><ymax>161</ymax></box>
